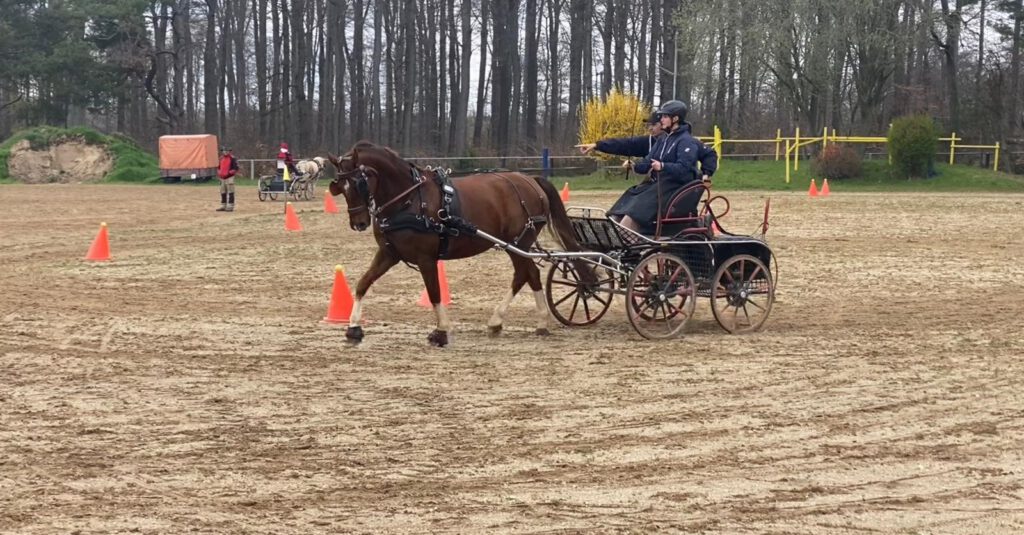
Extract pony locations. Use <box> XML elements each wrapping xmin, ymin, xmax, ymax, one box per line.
<box><xmin>295</xmin><ymin>156</ymin><xmax>327</xmax><ymax>181</ymax></box>
<box><xmin>327</xmin><ymin>141</ymin><xmax>592</xmax><ymax>347</ymax></box>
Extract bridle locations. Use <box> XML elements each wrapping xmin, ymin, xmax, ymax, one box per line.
<box><xmin>331</xmin><ymin>162</ymin><xmax>425</xmax><ymax>217</ymax></box>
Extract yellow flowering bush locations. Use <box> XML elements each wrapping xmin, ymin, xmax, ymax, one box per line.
<box><xmin>578</xmin><ymin>89</ymin><xmax>650</xmax><ymax>162</ymax></box>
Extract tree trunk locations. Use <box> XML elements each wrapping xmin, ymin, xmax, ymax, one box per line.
<box><xmin>204</xmin><ymin>0</ymin><xmax>219</xmax><ymax>136</ymax></box>
<box><xmin>568</xmin><ymin>0</ymin><xmax>587</xmax><ymax>128</ymax></box>
<box><xmin>473</xmin><ymin>0</ymin><xmax>490</xmax><ymax>146</ymax></box>
<box><xmin>452</xmin><ymin>0</ymin><xmax>471</xmax><ymax>152</ymax></box>
<box><xmin>370</xmin><ymin>0</ymin><xmax>384</xmax><ymax>138</ymax></box>
<box><xmin>401</xmin><ymin>0</ymin><xmax>416</xmax><ymax>152</ymax></box>
<box><xmin>254</xmin><ymin>0</ymin><xmax>268</xmax><ymax>141</ymax></box>
<box><xmin>547</xmin><ymin>0</ymin><xmax>563</xmax><ymax>140</ymax></box>
<box><xmin>1008</xmin><ymin>0</ymin><xmax>1022</xmax><ymax>137</ymax></box>
<box><xmin>937</xmin><ymin>0</ymin><xmax>962</xmax><ymax>131</ymax></box>
<box><xmin>524</xmin><ymin>0</ymin><xmax>538</xmax><ymax>143</ymax></box>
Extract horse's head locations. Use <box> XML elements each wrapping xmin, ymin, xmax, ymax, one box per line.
<box><xmin>328</xmin><ymin>142</ymin><xmax>416</xmax><ymax>232</ymax></box>
<box><xmin>328</xmin><ymin>149</ymin><xmax>374</xmax><ymax>232</ymax></box>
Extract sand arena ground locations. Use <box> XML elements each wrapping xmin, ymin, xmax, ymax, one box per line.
<box><xmin>1</xmin><ymin>184</ymin><xmax>1022</xmax><ymax>533</ymax></box>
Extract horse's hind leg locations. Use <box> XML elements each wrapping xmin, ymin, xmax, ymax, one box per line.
<box><xmin>488</xmin><ymin>254</ymin><xmax>550</xmax><ymax>336</ymax></box>
<box><xmin>346</xmin><ymin>247</ymin><xmax>399</xmax><ymax>343</ymax></box>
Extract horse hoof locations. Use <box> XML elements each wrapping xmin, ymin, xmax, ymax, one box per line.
<box><xmin>345</xmin><ymin>326</ymin><xmax>364</xmax><ymax>343</ymax></box>
<box><xmin>427</xmin><ymin>330</ymin><xmax>449</xmax><ymax>347</ymax></box>
<box><xmin>488</xmin><ymin>325</ymin><xmax>502</xmax><ymax>337</ymax></box>
<box><xmin>535</xmin><ymin>328</ymin><xmax>552</xmax><ymax>336</ymax></box>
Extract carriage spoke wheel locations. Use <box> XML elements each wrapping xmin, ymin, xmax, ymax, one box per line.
<box><xmin>625</xmin><ymin>252</ymin><xmax>696</xmax><ymax>340</ymax></box>
<box><xmin>545</xmin><ymin>260</ymin><xmax>615</xmax><ymax>326</ymax></box>
<box><xmin>710</xmin><ymin>254</ymin><xmax>774</xmax><ymax>334</ymax></box>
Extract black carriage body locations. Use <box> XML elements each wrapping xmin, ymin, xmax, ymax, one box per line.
<box><xmin>565</xmin><ymin>209</ymin><xmax>773</xmax><ymax>282</ymax></box>
<box><xmin>551</xmin><ymin>208</ymin><xmax>776</xmax><ymax>337</ymax></box>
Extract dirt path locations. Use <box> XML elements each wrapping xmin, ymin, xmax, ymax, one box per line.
<box><xmin>1</xmin><ymin>184</ymin><xmax>1022</xmax><ymax>533</ymax></box>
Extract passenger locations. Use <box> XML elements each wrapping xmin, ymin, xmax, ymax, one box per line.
<box><xmin>606</xmin><ymin>100</ymin><xmax>717</xmax><ymax>234</ymax></box>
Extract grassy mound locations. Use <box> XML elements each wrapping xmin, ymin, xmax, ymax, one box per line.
<box><xmin>557</xmin><ymin>159</ymin><xmax>1024</xmax><ymax>192</ymax></box>
<box><xmin>0</xmin><ymin>126</ymin><xmax>158</xmax><ymax>183</ymax></box>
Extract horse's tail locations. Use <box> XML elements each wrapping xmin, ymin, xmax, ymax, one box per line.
<box><xmin>532</xmin><ymin>176</ymin><xmax>596</xmax><ymax>284</ymax></box>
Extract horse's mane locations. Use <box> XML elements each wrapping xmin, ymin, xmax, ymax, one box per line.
<box><xmin>347</xmin><ymin>140</ymin><xmax>401</xmax><ymax>160</ymax></box>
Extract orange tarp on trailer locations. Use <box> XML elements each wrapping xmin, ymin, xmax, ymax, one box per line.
<box><xmin>158</xmin><ymin>135</ymin><xmax>219</xmax><ymax>171</ymax></box>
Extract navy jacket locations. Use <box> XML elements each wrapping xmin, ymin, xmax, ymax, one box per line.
<box><xmin>608</xmin><ymin>123</ymin><xmax>718</xmax><ymax>234</ymax></box>
<box><xmin>632</xmin><ymin>123</ymin><xmax>717</xmax><ymax>183</ymax></box>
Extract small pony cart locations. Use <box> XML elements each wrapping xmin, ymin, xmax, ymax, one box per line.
<box><xmin>257</xmin><ymin>171</ymin><xmax>316</xmax><ymax>201</ymax></box>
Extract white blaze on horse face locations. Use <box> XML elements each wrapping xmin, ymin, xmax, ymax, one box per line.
<box><xmin>532</xmin><ymin>290</ymin><xmax>551</xmax><ymax>330</ymax></box>
<box><xmin>434</xmin><ymin>304</ymin><xmax>452</xmax><ymax>332</ymax></box>
<box><xmin>348</xmin><ymin>299</ymin><xmax>363</xmax><ymax>327</ymax></box>
<box><xmin>488</xmin><ymin>290</ymin><xmax>515</xmax><ymax>328</ymax></box>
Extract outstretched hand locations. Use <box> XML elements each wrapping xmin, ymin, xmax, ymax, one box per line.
<box><xmin>575</xmin><ymin>143</ymin><xmax>597</xmax><ymax>155</ymax></box>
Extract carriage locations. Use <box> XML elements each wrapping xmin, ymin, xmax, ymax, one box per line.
<box><xmin>542</xmin><ymin>183</ymin><xmax>776</xmax><ymax>339</ymax></box>
<box><xmin>517</xmin><ymin>181</ymin><xmax>777</xmax><ymax>339</ymax></box>
<box><xmin>257</xmin><ymin>170</ymin><xmax>317</xmax><ymax>201</ymax></box>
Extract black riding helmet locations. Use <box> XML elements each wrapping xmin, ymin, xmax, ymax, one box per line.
<box><xmin>656</xmin><ymin>100</ymin><xmax>688</xmax><ymax>122</ymax></box>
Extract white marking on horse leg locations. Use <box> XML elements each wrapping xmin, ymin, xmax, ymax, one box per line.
<box><xmin>434</xmin><ymin>304</ymin><xmax>452</xmax><ymax>332</ymax></box>
<box><xmin>487</xmin><ymin>290</ymin><xmax>515</xmax><ymax>328</ymax></box>
<box><xmin>533</xmin><ymin>290</ymin><xmax>551</xmax><ymax>331</ymax></box>
<box><xmin>348</xmin><ymin>299</ymin><xmax>363</xmax><ymax>327</ymax></box>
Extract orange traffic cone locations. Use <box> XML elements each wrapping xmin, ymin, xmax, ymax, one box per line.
<box><xmin>323</xmin><ymin>265</ymin><xmax>355</xmax><ymax>323</ymax></box>
<box><xmin>284</xmin><ymin>202</ymin><xmax>303</xmax><ymax>231</ymax></box>
<box><xmin>820</xmin><ymin>179</ymin><xmax>831</xmax><ymax>197</ymax></box>
<box><xmin>85</xmin><ymin>222</ymin><xmax>111</xmax><ymax>261</ymax></box>
<box><xmin>418</xmin><ymin>261</ymin><xmax>453</xmax><ymax>307</ymax></box>
<box><xmin>324</xmin><ymin>191</ymin><xmax>339</xmax><ymax>213</ymax></box>
<box><xmin>808</xmin><ymin>178</ymin><xmax>819</xmax><ymax>197</ymax></box>
<box><xmin>560</xmin><ymin>182</ymin><xmax>570</xmax><ymax>202</ymax></box>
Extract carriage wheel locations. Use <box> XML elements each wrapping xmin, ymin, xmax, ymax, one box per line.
<box><xmin>545</xmin><ymin>260</ymin><xmax>615</xmax><ymax>326</ymax></box>
<box><xmin>710</xmin><ymin>254</ymin><xmax>774</xmax><ymax>334</ymax></box>
<box><xmin>304</xmin><ymin>181</ymin><xmax>315</xmax><ymax>201</ymax></box>
<box><xmin>258</xmin><ymin>190</ymin><xmax>268</xmax><ymax>201</ymax></box>
<box><xmin>625</xmin><ymin>252</ymin><xmax>696</xmax><ymax>340</ymax></box>
<box><xmin>269</xmin><ymin>192</ymin><xmax>279</xmax><ymax>201</ymax></box>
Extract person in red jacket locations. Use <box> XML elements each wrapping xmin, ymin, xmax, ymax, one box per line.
<box><xmin>216</xmin><ymin>146</ymin><xmax>239</xmax><ymax>212</ymax></box>
<box><xmin>276</xmin><ymin>142</ymin><xmax>300</xmax><ymax>179</ymax></box>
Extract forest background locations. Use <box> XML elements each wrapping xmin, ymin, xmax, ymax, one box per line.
<box><xmin>0</xmin><ymin>0</ymin><xmax>1021</xmax><ymax>162</ymax></box>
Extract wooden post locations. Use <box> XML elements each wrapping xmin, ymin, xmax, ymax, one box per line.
<box><xmin>948</xmin><ymin>132</ymin><xmax>956</xmax><ymax>165</ymax></box>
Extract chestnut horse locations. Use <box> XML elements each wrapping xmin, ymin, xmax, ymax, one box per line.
<box><xmin>328</xmin><ymin>142</ymin><xmax>591</xmax><ymax>347</ymax></box>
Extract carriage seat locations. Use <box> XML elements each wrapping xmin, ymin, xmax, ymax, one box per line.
<box><xmin>654</xmin><ymin>180</ymin><xmax>714</xmax><ymax>240</ymax></box>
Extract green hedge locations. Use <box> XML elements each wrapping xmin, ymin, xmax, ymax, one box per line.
<box><xmin>888</xmin><ymin>115</ymin><xmax>940</xmax><ymax>179</ymax></box>
<box><xmin>0</xmin><ymin>126</ymin><xmax>158</xmax><ymax>183</ymax></box>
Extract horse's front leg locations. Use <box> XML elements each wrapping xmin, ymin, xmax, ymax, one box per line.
<box><xmin>420</xmin><ymin>261</ymin><xmax>451</xmax><ymax>347</ymax></box>
<box><xmin>346</xmin><ymin>247</ymin><xmax>399</xmax><ymax>343</ymax></box>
